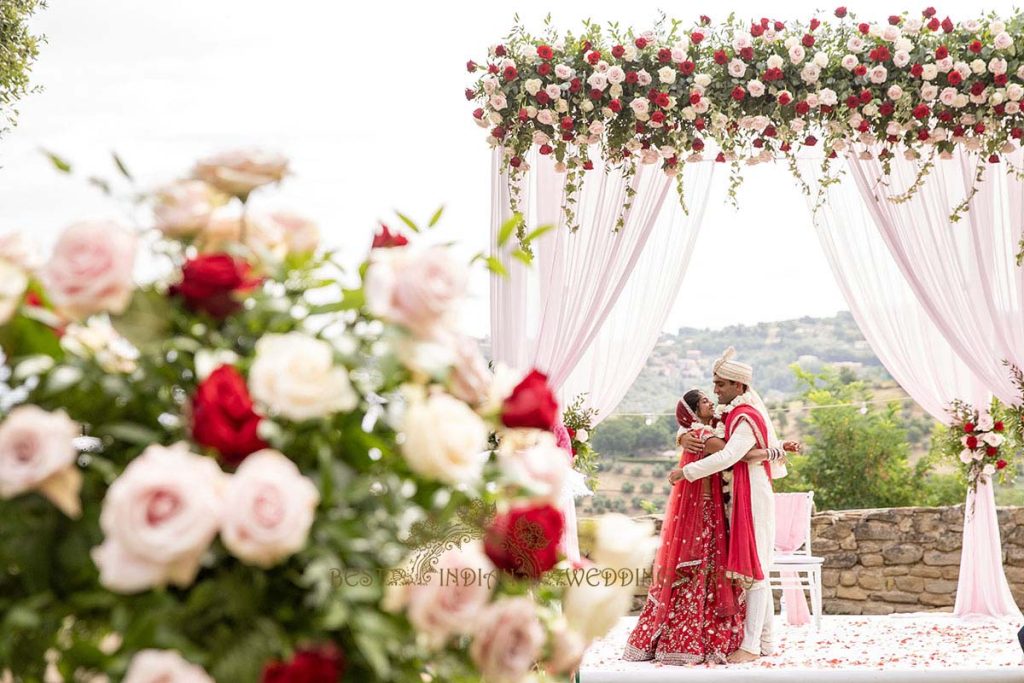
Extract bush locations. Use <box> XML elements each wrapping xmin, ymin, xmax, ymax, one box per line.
<box><xmin>631</xmin><ymin>466</ymin><xmax>643</xmax><ymax>477</ymax></box>
<box><xmin>0</xmin><ymin>0</ymin><xmax>45</xmax><ymax>136</ymax></box>
<box><xmin>640</xmin><ymin>481</ymin><xmax>654</xmax><ymax>495</ymax></box>
<box><xmin>621</xmin><ymin>482</ymin><xmax>635</xmax><ymax>494</ymax></box>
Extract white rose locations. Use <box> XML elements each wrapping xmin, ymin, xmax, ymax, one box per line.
<box><xmin>747</xmin><ymin>79</ymin><xmax>765</xmax><ymax>97</ymax></box>
<box><xmin>984</xmin><ymin>463</ymin><xmax>997</xmax><ymax>476</ymax></box>
<box><xmin>920</xmin><ymin>63</ymin><xmax>937</xmax><ymax>81</ymax></box>
<box><xmin>523</xmin><ymin>78</ymin><xmax>543</xmax><ymax>96</ymax></box>
<box><xmin>499</xmin><ymin>432</ymin><xmax>569</xmax><ymax>503</ymax></box>
<box><xmin>869</xmin><ymin>65</ymin><xmax>888</xmax><ymax>84</ymax></box>
<box><xmin>819</xmin><ymin>88</ymin><xmax>838</xmax><ymax>106</ymax></box>
<box><xmin>728</xmin><ymin>59</ymin><xmax>747</xmax><ymax>78</ymax></box>
<box><xmin>401</xmin><ymin>391</ymin><xmax>488</xmax><ymax>485</ymax></box>
<box><xmin>607</xmin><ymin>66</ymin><xmax>625</xmax><ymax>84</ymax></box>
<box><xmin>788</xmin><ymin>45</ymin><xmax>805</xmax><ymax>64</ymax></box>
<box><xmin>152</xmin><ymin>180</ymin><xmax>223</xmax><ymax>237</ymax></box>
<box><xmin>982</xmin><ymin>432</ymin><xmax>1006</xmax><ymax>448</ymax></box>
<box><xmin>92</xmin><ymin>443</ymin><xmax>224</xmax><ymax>593</ymax></box>
<box><xmin>991</xmin><ymin>20</ymin><xmax>1007</xmax><ymax>34</ymax></box>
<box><xmin>405</xmin><ymin>542</ymin><xmax>495</xmax><ymax>649</ymax></box>
<box><xmin>1007</xmin><ymin>84</ymin><xmax>1024</xmax><ymax>101</ymax></box>
<box><xmin>193</xmin><ymin>149</ymin><xmax>288</xmax><ymax>199</ymax></box>
<box><xmin>733</xmin><ymin>35</ymin><xmax>752</xmax><ymax>51</ymax></box>
<box><xmin>954</xmin><ymin>94</ymin><xmax>969</xmax><ymax>108</ymax></box>
<box><xmin>847</xmin><ymin>37</ymin><xmax>865</xmax><ymax>53</ymax></box>
<box><xmin>989</xmin><ymin>58</ymin><xmax>1008</xmax><ymax>75</ymax></box>
<box><xmin>636</xmin><ymin>70</ymin><xmax>652</xmax><ymax>86</ymax></box>
<box><xmin>887</xmin><ymin>84</ymin><xmax>904</xmax><ymax>100</ymax></box>
<box><xmin>470</xmin><ymin>598</ymin><xmax>545</xmax><ymax>683</ymax></box>
<box><xmin>921</xmin><ymin>84</ymin><xmax>938</xmax><ymax>101</ymax></box>
<box><xmin>895</xmin><ymin>38</ymin><xmax>913</xmax><ymax>53</ymax></box>
<box><xmin>959</xmin><ymin>448</ymin><xmax>975</xmax><ymax>464</ymax></box>
<box><xmin>905</xmin><ymin>18</ymin><xmax>923</xmax><ymax>33</ymax></box>
<box><xmin>199</xmin><ymin>210</ymin><xmax>288</xmax><ymax>262</ymax></box>
<box><xmin>537</xmin><ymin>109</ymin><xmax>555</xmax><ymax>126</ymax></box>
<box><xmin>990</xmin><ymin>92</ymin><xmax>1005</xmax><ymax>106</ymax></box>
<box><xmin>1007</xmin><ymin>101</ymin><xmax>1021</xmax><ymax>114</ymax></box>
<box><xmin>622</xmin><ymin>45</ymin><xmax>637</xmax><ymax>61</ymax></box>
<box><xmin>365</xmin><ymin>246</ymin><xmax>467</xmax><ymax>336</ymax></box>
<box><xmin>657</xmin><ymin>66</ymin><xmax>675</xmax><ymax>84</ymax></box>
<box><xmin>766</xmin><ymin>55</ymin><xmax>784</xmax><ymax>70</ymax></box>
<box><xmin>940</xmin><ymin>87</ymin><xmax>958</xmax><ymax>106</ymax></box>
<box><xmin>61</xmin><ymin>317</ymin><xmax>139</xmax><ymax>374</ymax></box>
<box><xmin>893</xmin><ymin>50</ymin><xmax>911</xmax><ymax>68</ymax></box>
<box><xmin>841</xmin><ymin>54</ymin><xmax>859</xmax><ymax>71</ymax></box>
<box><xmin>801</xmin><ymin>64</ymin><xmax>820</xmax><ymax>84</ymax></box>
<box><xmin>995</xmin><ymin>32</ymin><xmax>1013</xmax><ymax>50</ymax></box>
<box><xmin>220</xmin><ymin>449</ymin><xmax>319</xmax><ymax>567</ymax></box>
<box><xmin>694</xmin><ymin>73</ymin><xmax>712</xmax><ymax>88</ymax></box>
<box><xmin>587</xmin><ymin>72</ymin><xmax>608</xmax><ymax>91</ymax></box>
<box><xmin>482</xmin><ymin>75</ymin><xmax>498</xmax><ymax>95</ymax></box>
<box><xmin>0</xmin><ymin>259</ymin><xmax>28</xmax><ymax>325</ymax></box>
<box><xmin>977</xmin><ymin>413</ymin><xmax>995</xmax><ymax>432</ymax></box>
<box><xmin>882</xmin><ymin>26</ymin><xmax>901</xmax><ymax>42</ymax></box>
<box><xmin>124</xmin><ymin>650</ymin><xmax>213</xmax><ymax>683</ymax></box>
<box><xmin>0</xmin><ymin>405</ymin><xmax>81</xmax><ymax>517</ymax></box>
<box><xmin>964</xmin><ymin>19</ymin><xmax>981</xmax><ymax>32</ymax></box>
<box><xmin>592</xmin><ymin>513</ymin><xmax>657</xmax><ymax>570</ymax></box>
<box><xmin>609</xmin><ymin>83</ymin><xmax>623</xmax><ymax>98</ymax></box>
<box><xmin>641</xmin><ymin>148</ymin><xmax>660</xmax><ymax>164</ymax></box>
<box><xmin>936</xmin><ymin>57</ymin><xmax>953</xmax><ymax>73</ymax></box>
<box><xmin>0</xmin><ymin>232</ymin><xmax>42</xmax><ymax>271</ymax></box>
<box><xmin>265</xmin><ymin>211</ymin><xmax>319</xmax><ymax>254</ymax></box>
<box><xmin>249</xmin><ymin>332</ymin><xmax>358</xmax><ymax>421</ymax></box>
<box><xmin>564</xmin><ymin>581</ymin><xmax>633</xmax><ymax>641</ymax></box>
<box><xmin>544</xmin><ymin>84</ymin><xmax>561</xmax><ymax>101</ymax></box>
<box><xmin>576</xmin><ymin>428</ymin><xmax>589</xmax><ymax>443</ymax></box>
<box><xmin>554</xmin><ymin>64</ymin><xmax>573</xmax><ymax>80</ymax></box>
<box><xmin>629</xmin><ymin>97</ymin><xmax>650</xmax><ymax>116</ymax></box>
<box><xmin>489</xmin><ymin>93</ymin><xmax>508</xmax><ymax>111</ymax></box>
<box><xmin>588</xmin><ymin>121</ymin><xmax>605</xmax><ymax>136</ymax></box>
<box><xmin>813</xmin><ymin>51</ymin><xmax>829</xmax><ymax>68</ymax></box>
<box><xmin>806</xmin><ymin>93</ymin><xmax>819</xmax><ymax>108</ymax></box>
<box><xmin>546</xmin><ymin>619</ymin><xmax>587</xmax><ymax>675</ymax></box>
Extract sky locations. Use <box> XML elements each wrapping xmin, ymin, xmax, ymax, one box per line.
<box><xmin>2</xmin><ymin>0</ymin><xmax>1015</xmax><ymax>335</ymax></box>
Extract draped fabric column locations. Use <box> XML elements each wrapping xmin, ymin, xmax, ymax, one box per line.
<box><xmin>804</xmin><ymin>156</ymin><xmax>1021</xmax><ymax>619</ymax></box>
<box><xmin>490</xmin><ymin>149</ymin><xmax>713</xmax><ymax>424</ymax></box>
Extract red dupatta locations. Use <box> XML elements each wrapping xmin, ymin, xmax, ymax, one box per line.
<box><xmin>723</xmin><ymin>405</ymin><xmax>772</xmax><ymax>586</ymax></box>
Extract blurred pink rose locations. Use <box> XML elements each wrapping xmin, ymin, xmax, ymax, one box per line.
<box><xmin>266</xmin><ymin>212</ymin><xmax>320</xmax><ymax>254</ymax></box>
<box><xmin>43</xmin><ymin>221</ymin><xmax>136</xmax><ymax>319</ymax></box>
<box><xmin>92</xmin><ymin>443</ymin><xmax>224</xmax><ymax>593</ymax></box>
<box><xmin>0</xmin><ymin>405</ymin><xmax>81</xmax><ymax>517</ymax></box>
<box><xmin>153</xmin><ymin>180</ymin><xmax>223</xmax><ymax>237</ymax></box>
<box><xmin>469</xmin><ymin>597</ymin><xmax>546</xmax><ymax>683</ymax></box>
<box><xmin>124</xmin><ymin>649</ymin><xmax>213</xmax><ymax>683</ymax></box>
<box><xmin>193</xmin><ymin>149</ymin><xmax>289</xmax><ymax>198</ymax></box>
<box><xmin>447</xmin><ymin>334</ymin><xmax>492</xmax><ymax>406</ymax></box>
<box><xmin>220</xmin><ymin>449</ymin><xmax>319</xmax><ymax>568</ymax></box>
<box><xmin>364</xmin><ymin>246</ymin><xmax>466</xmax><ymax>336</ymax></box>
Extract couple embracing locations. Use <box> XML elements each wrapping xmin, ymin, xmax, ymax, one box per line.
<box><xmin>622</xmin><ymin>348</ymin><xmax>799</xmax><ymax>665</ymax></box>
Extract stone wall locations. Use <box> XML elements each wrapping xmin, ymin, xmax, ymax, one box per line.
<box><xmin>623</xmin><ymin>505</ymin><xmax>1024</xmax><ymax>615</ymax></box>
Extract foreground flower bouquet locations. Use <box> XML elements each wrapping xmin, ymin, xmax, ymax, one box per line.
<box><xmin>0</xmin><ymin>151</ymin><xmax>654</xmax><ymax>682</ymax></box>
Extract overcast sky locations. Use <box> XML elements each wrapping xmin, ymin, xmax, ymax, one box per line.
<box><xmin>2</xmin><ymin>1</ymin><xmax>1014</xmax><ymax>335</ymax></box>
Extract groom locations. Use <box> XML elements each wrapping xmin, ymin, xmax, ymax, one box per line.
<box><xmin>679</xmin><ymin>348</ymin><xmax>786</xmax><ymax>663</ymax></box>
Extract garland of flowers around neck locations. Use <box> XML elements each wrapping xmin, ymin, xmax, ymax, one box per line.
<box><xmin>713</xmin><ymin>390</ymin><xmax>756</xmax><ymax>421</ymax></box>
<box><xmin>467</xmin><ymin>9</ymin><xmax>1024</xmax><ymax>251</ymax></box>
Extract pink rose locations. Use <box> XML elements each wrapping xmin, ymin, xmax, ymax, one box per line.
<box><xmin>220</xmin><ymin>449</ymin><xmax>319</xmax><ymax>568</ymax></box>
<box><xmin>124</xmin><ymin>650</ymin><xmax>214</xmax><ymax>683</ymax></box>
<box><xmin>498</xmin><ymin>432</ymin><xmax>569</xmax><ymax>504</ymax></box>
<box><xmin>92</xmin><ymin>443</ymin><xmax>224</xmax><ymax>593</ymax></box>
<box><xmin>266</xmin><ymin>212</ymin><xmax>320</xmax><ymax>254</ymax></box>
<box><xmin>364</xmin><ymin>246</ymin><xmax>467</xmax><ymax>336</ymax></box>
<box><xmin>469</xmin><ymin>597</ymin><xmax>546</xmax><ymax>683</ymax></box>
<box><xmin>546</xmin><ymin>620</ymin><xmax>588</xmax><ymax>675</ymax></box>
<box><xmin>0</xmin><ymin>405</ymin><xmax>81</xmax><ymax>517</ymax></box>
<box><xmin>403</xmin><ymin>542</ymin><xmax>496</xmax><ymax>650</ymax></box>
<box><xmin>193</xmin><ymin>149</ymin><xmax>289</xmax><ymax>199</ymax></box>
<box><xmin>198</xmin><ymin>210</ymin><xmax>288</xmax><ymax>263</ymax></box>
<box><xmin>43</xmin><ymin>221</ymin><xmax>136</xmax><ymax>319</ymax></box>
<box><xmin>447</xmin><ymin>334</ymin><xmax>492</xmax><ymax>406</ymax></box>
<box><xmin>0</xmin><ymin>231</ymin><xmax>42</xmax><ymax>271</ymax></box>
<box><xmin>153</xmin><ymin>180</ymin><xmax>224</xmax><ymax>237</ymax></box>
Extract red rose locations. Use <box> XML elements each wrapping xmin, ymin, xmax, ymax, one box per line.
<box><xmin>371</xmin><ymin>223</ymin><xmax>409</xmax><ymax>249</ymax></box>
<box><xmin>911</xmin><ymin>63</ymin><xmax>924</xmax><ymax>77</ymax></box>
<box><xmin>625</xmin><ymin>70</ymin><xmax>639</xmax><ymax>84</ymax></box>
<box><xmin>751</xmin><ymin>23</ymin><xmax>765</xmax><ymax>37</ymax></box>
<box><xmin>484</xmin><ymin>504</ymin><xmax>564</xmax><ymax>579</ymax></box>
<box><xmin>583</xmin><ymin>160</ymin><xmax>594</xmax><ymax>171</ymax></box>
<box><xmin>700</xmin><ymin>15</ymin><xmax>711</xmax><ymax>26</ymax></box>
<box><xmin>835</xmin><ymin>6</ymin><xmax>848</xmax><ymax>18</ymax></box>
<box><xmin>941</xmin><ymin>17</ymin><xmax>953</xmax><ymax>33</ymax></box>
<box><xmin>689</xmin><ymin>91</ymin><xmax>702</xmax><ymax>105</ymax></box>
<box><xmin>796</xmin><ymin>100</ymin><xmax>810</xmax><ymax>114</ymax></box>
<box><xmin>777</xmin><ymin>92</ymin><xmax>793</xmax><ymax>106</ymax></box>
<box><xmin>491</xmin><ymin>125</ymin><xmax>505</xmax><ymax>139</ymax></box>
<box><xmin>853</xmin><ymin>64</ymin><xmax>867</xmax><ymax>77</ymax></box>
<box><xmin>503</xmin><ymin>65</ymin><xmax>518</xmax><ymax>82</ymax></box>
<box><xmin>804</xmin><ymin>135</ymin><xmax>818</xmax><ymax>146</ymax></box>
<box><xmin>538</xmin><ymin>144</ymin><xmax>553</xmax><ymax>156</ymax></box>
<box><xmin>774</xmin><ymin>21</ymin><xmax>785</xmax><ymax>31</ymax></box>
<box><xmin>923</xmin><ymin>6</ymin><xmax>936</xmax><ymax>17</ymax></box>
<box><xmin>974</xmin><ymin>122</ymin><xmax>986</xmax><ymax>134</ymax></box>
<box><xmin>487</xmin><ymin>63</ymin><xmax>499</xmax><ymax>74</ymax></box>
<box><xmin>859</xmin><ymin>89</ymin><xmax>873</xmax><ymax>104</ymax></box>
<box><xmin>657</xmin><ymin>48</ymin><xmax>672</xmax><ymax>63</ymax></box>
<box><xmin>655</xmin><ymin>92</ymin><xmax>670</xmax><ymax>108</ymax></box>
<box><xmin>651</xmin><ymin>111</ymin><xmax>666</xmax><ymax>124</ymax></box>
<box><xmin>935</xmin><ymin>45</ymin><xmax>949</xmax><ymax>60</ymax></box>
<box><xmin>262</xmin><ymin>644</ymin><xmax>344</xmax><ymax>683</ymax></box>
<box><xmin>635</xmin><ymin>37</ymin><xmax>649</xmax><ymax>49</ymax></box>
<box><xmin>191</xmin><ymin>365</ymin><xmax>267</xmax><ymax>467</ymax></box>
<box><xmin>609</xmin><ymin>98</ymin><xmax>623</xmax><ymax>112</ymax></box>
<box><xmin>986</xmin><ymin>446</ymin><xmax>999</xmax><ymax>457</ymax></box>
<box><xmin>763</xmin><ymin>125</ymin><xmax>777</xmax><ymax>137</ymax></box>
<box><xmin>888</xmin><ymin>15</ymin><xmax>901</xmax><ymax>25</ymax></box>
<box><xmin>802</xmin><ymin>33</ymin><xmax>815</xmax><ymax>47</ymax></box>
<box><xmin>691</xmin><ymin>138</ymin><xmax>705</xmax><ymax>151</ymax></box>
<box><xmin>971</xmin><ymin>81</ymin><xmax>986</xmax><ymax>96</ymax></box>
<box><xmin>995</xmin><ymin>73</ymin><xmax>1009</xmax><ymax>86</ymax></box>
<box><xmin>927</xmin><ymin>17</ymin><xmax>940</xmax><ymax>31</ymax></box>
<box><xmin>587</xmin><ymin>50</ymin><xmax>601</xmax><ymax>65</ymax></box>
<box><xmin>938</xmin><ymin>109</ymin><xmax>953</xmax><ymax>122</ymax></box>
<box><xmin>560</xmin><ymin>115</ymin><xmax>574</xmax><ymax>130</ymax></box>
<box><xmin>995</xmin><ymin>421</ymin><xmax>1005</xmax><ymax>432</ymax></box>
<box><xmin>989</xmin><ymin>153</ymin><xmax>999</xmax><ymax>164</ymax></box>
<box><xmin>464</xmin><ymin>88</ymin><xmax>475</xmax><ymax>101</ymax></box>
<box><xmin>997</xmin><ymin>459</ymin><xmax>1008</xmax><ymax>470</ymax></box>
<box><xmin>967</xmin><ymin>435</ymin><xmax>979</xmax><ymax>449</ymax></box>
<box><xmin>517</xmin><ymin>107</ymin><xmax>528</xmax><ymax>122</ymax></box>
<box><xmin>846</xmin><ymin>94</ymin><xmax>860</xmax><ymax>108</ymax></box>
<box><xmin>913</xmin><ymin>103</ymin><xmax>930</xmax><ymax>119</ymax></box>
<box><xmin>952</xmin><ymin>124</ymin><xmax>965</xmax><ymax>137</ymax></box>
<box><xmin>810</xmin><ymin>18</ymin><xmax>821</xmax><ymax>31</ymax></box>
<box><xmin>537</xmin><ymin>45</ymin><xmax>554</xmax><ymax>60</ymax></box>
<box><xmin>715</xmin><ymin>151</ymin><xmax>727</xmax><ymax>162</ymax></box>
<box><xmin>569</xmin><ymin>78</ymin><xmax>582</xmax><ymax>93</ymax></box>
<box><xmin>871</xmin><ymin>46</ymin><xmax>891</xmax><ymax>62</ymax></box>
<box><xmin>589</xmin><ymin>89</ymin><xmax>603</xmax><ymax>100</ymax></box>
<box><xmin>501</xmin><ymin>369</ymin><xmax>559</xmax><ymax>430</ymax></box>
<box><xmin>472</xmin><ymin>108</ymin><xmax>485</xmax><ymax>120</ymax></box>
<box><xmin>1013</xmin><ymin>128</ymin><xmax>1024</xmax><ymax>139</ymax></box>
<box><xmin>509</xmin><ymin>156</ymin><xmax>522</xmax><ymax>168</ymax></box>
<box><xmin>713</xmin><ymin>50</ymin><xmax>728</xmax><ymax>65</ymax></box>
<box><xmin>732</xmin><ymin>86</ymin><xmax>746</xmax><ymax>101</ymax></box>
<box><xmin>740</xmin><ymin>46</ymin><xmax>754</xmax><ymax>61</ymax></box>
<box><xmin>170</xmin><ymin>254</ymin><xmax>259</xmax><ymax>319</ymax></box>
<box><xmin>535</xmin><ymin>90</ymin><xmax>550</xmax><ymax>105</ymax></box>
<box><xmin>466</xmin><ymin>60</ymin><xmax>477</xmax><ymax>72</ymax></box>
<box><xmin>946</xmin><ymin>70</ymin><xmax>962</xmax><ymax>86</ymax></box>
<box><xmin>879</xmin><ymin>101</ymin><xmax>894</xmax><ymax>116</ymax></box>
<box><xmin>680</xmin><ymin>60</ymin><xmax>696</xmax><ymax>75</ymax></box>
<box><xmin>858</xmin><ymin>22</ymin><xmax>869</xmax><ymax>34</ymax></box>
<box><xmin>538</xmin><ymin>62</ymin><xmax>551</xmax><ymax>76</ymax></box>
<box><xmin>691</xmin><ymin>32</ymin><xmax>704</xmax><ymax>44</ymax></box>
<box><xmin>494</xmin><ymin>45</ymin><xmax>507</xmax><ymax>57</ymax></box>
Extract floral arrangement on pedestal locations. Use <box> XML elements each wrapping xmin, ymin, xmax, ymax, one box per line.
<box><xmin>467</xmin><ymin>8</ymin><xmax>1024</xmax><ymax>236</ymax></box>
<box><xmin>0</xmin><ymin>151</ymin><xmax>654</xmax><ymax>682</ymax></box>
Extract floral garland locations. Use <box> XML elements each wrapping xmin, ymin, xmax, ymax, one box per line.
<box><xmin>468</xmin><ymin>9</ymin><xmax>1024</xmax><ymax>238</ymax></box>
<box><xmin>713</xmin><ymin>390</ymin><xmax>757</xmax><ymax>421</ymax></box>
<box><xmin>941</xmin><ymin>399</ymin><xmax>1019</xmax><ymax>494</ymax></box>
<box><xmin>561</xmin><ymin>393</ymin><xmax>599</xmax><ymax>490</ymax></box>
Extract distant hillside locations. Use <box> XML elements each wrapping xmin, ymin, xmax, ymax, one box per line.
<box><xmin>614</xmin><ymin>311</ymin><xmax>890</xmax><ymax>414</ymax></box>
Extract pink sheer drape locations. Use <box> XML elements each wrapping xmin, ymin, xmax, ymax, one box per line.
<box><xmin>490</xmin><ymin>149</ymin><xmax>713</xmax><ymax>423</ymax></box>
<box><xmin>774</xmin><ymin>493</ymin><xmax>812</xmax><ymax>626</ymax></box>
<box><xmin>956</xmin><ymin>477</ymin><xmax>1023</xmax><ymax>619</ymax></box>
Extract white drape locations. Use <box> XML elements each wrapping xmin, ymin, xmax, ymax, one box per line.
<box><xmin>489</xmin><ymin>150</ymin><xmax>713</xmax><ymax>424</ymax></box>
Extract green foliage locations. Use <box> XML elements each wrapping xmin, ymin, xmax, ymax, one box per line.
<box><xmin>621</xmin><ymin>482</ymin><xmax>635</xmax><ymax>494</ymax></box>
<box><xmin>0</xmin><ymin>0</ymin><xmax>45</xmax><ymax>137</ymax></box>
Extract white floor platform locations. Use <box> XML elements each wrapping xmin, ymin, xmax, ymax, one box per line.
<box><xmin>579</xmin><ymin>614</ymin><xmax>1024</xmax><ymax>682</ymax></box>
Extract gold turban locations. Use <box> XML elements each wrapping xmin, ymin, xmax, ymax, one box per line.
<box><xmin>713</xmin><ymin>346</ymin><xmax>753</xmax><ymax>385</ymax></box>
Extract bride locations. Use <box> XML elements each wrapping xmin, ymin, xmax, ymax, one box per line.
<box><xmin>622</xmin><ymin>389</ymin><xmax>799</xmax><ymax>665</ymax></box>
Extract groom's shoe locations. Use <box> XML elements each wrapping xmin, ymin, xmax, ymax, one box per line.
<box><xmin>727</xmin><ymin>650</ymin><xmax>760</xmax><ymax>664</ymax></box>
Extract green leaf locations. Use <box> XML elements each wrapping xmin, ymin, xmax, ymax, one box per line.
<box><xmin>498</xmin><ymin>213</ymin><xmax>523</xmax><ymax>247</ymax></box>
<box><xmin>112</xmin><ymin>151</ymin><xmax>133</xmax><ymax>181</ymax></box>
<box><xmin>511</xmin><ymin>249</ymin><xmax>533</xmax><ymax>265</ymax></box>
<box><xmin>485</xmin><ymin>256</ymin><xmax>509</xmax><ymax>277</ymax></box>
<box><xmin>523</xmin><ymin>224</ymin><xmax>554</xmax><ymax>244</ymax></box>
<box><xmin>353</xmin><ymin>626</ymin><xmax>392</xmax><ymax>679</ymax></box>
<box><xmin>87</xmin><ymin>176</ymin><xmax>112</xmax><ymax>195</ymax></box>
<box><xmin>110</xmin><ymin>289</ymin><xmax>172</xmax><ymax>350</ymax></box>
<box><xmin>427</xmin><ymin>205</ymin><xmax>445</xmax><ymax>228</ymax></box>
<box><xmin>40</xmin><ymin>148</ymin><xmax>72</xmax><ymax>173</ymax></box>
<box><xmin>96</xmin><ymin>422</ymin><xmax>161</xmax><ymax>445</ymax></box>
<box><xmin>394</xmin><ymin>211</ymin><xmax>420</xmax><ymax>233</ymax></box>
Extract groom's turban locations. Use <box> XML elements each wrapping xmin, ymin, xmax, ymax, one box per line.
<box><xmin>713</xmin><ymin>347</ymin><xmax>753</xmax><ymax>385</ymax></box>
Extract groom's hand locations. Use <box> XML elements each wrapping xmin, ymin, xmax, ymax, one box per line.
<box><xmin>667</xmin><ymin>468</ymin><xmax>685</xmax><ymax>484</ymax></box>
<box><xmin>678</xmin><ymin>432</ymin><xmax>704</xmax><ymax>454</ymax></box>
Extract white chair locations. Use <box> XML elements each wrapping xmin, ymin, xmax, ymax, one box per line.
<box><xmin>769</xmin><ymin>491</ymin><xmax>825</xmax><ymax>630</ymax></box>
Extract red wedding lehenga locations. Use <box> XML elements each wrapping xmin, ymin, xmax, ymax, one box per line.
<box><xmin>622</xmin><ymin>409</ymin><xmax>746</xmax><ymax>665</ymax></box>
